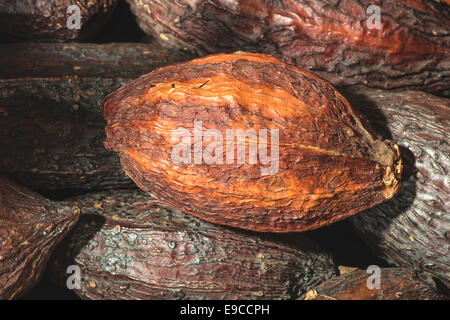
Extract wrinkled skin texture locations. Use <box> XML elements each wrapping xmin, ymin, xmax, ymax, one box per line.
<box><xmin>345</xmin><ymin>87</ymin><xmax>450</xmax><ymax>289</ymax></box>
<box><xmin>127</xmin><ymin>0</ymin><xmax>450</xmax><ymax>93</ymax></box>
<box><xmin>301</xmin><ymin>268</ymin><xmax>445</xmax><ymax>300</ymax></box>
<box><xmin>0</xmin><ymin>0</ymin><xmax>116</xmax><ymax>41</ymax></box>
<box><xmin>49</xmin><ymin>189</ymin><xmax>336</xmax><ymax>300</ymax></box>
<box><xmin>103</xmin><ymin>52</ymin><xmax>402</xmax><ymax>232</ymax></box>
<box><xmin>0</xmin><ymin>42</ymin><xmax>192</xmax><ymax>191</ymax></box>
<box><xmin>0</xmin><ymin>177</ymin><xmax>79</xmax><ymax>299</ymax></box>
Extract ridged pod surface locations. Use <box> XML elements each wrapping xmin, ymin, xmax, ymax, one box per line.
<box><xmin>0</xmin><ymin>177</ymin><xmax>80</xmax><ymax>299</ymax></box>
<box><xmin>102</xmin><ymin>52</ymin><xmax>402</xmax><ymax>232</ymax></box>
<box><xmin>49</xmin><ymin>189</ymin><xmax>336</xmax><ymax>300</ymax></box>
<box><xmin>126</xmin><ymin>0</ymin><xmax>450</xmax><ymax>93</ymax></box>
<box><xmin>300</xmin><ymin>268</ymin><xmax>445</xmax><ymax>300</ymax></box>
<box><xmin>345</xmin><ymin>87</ymin><xmax>450</xmax><ymax>288</ymax></box>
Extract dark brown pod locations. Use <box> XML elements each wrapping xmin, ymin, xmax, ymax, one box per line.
<box><xmin>102</xmin><ymin>52</ymin><xmax>402</xmax><ymax>233</ymax></box>
<box><xmin>126</xmin><ymin>0</ymin><xmax>450</xmax><ymax>94</ymax></box>
<box><xmin>344</xmin><ymin>87</ymin><xmax>450</xmax><ymax>288</ymax></box>
<box><xmin>300</xmin><ymin>268</ymin><xmax>445</xmax><ymax>300</ymax></box>
<box><xmin>0</xmin><ymin>0</ymin><xmax>116</xmax><ymax>42</ymax></box>
<box><xmin>49</xmin><ymin>189</ymin><xmax>336</xmax><ymax>300</ymax></box>
<box><xmin>0</xmin><ymin>93</ymin><xmax>133</xmax><ymax>192</ymax></box>
<box><xmin>0</xmin><ymin>177</ymin><xmax>80</xmax><ymax>299</ymax></box>
<box><xmin>0</xmin><ymin>42</ymin><xmax>192</xmax><ymax>191</ymax></box>
<box><xmin>0</xmin><ymin>42</ymin><xmax>193</xmax><ymax>80</ymax></box>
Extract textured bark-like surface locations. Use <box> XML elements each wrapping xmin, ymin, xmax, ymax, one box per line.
<box><xmin>0</xmin><ymin>93</ymin><xmax>133</xmax><ymax>192</ymax></box>
<box><xmin>300</xmin><ymin>268</ymin><xmax>445</xmax><ymax>300</ymax></box>
<box><xmin>0</xmin><ymin>43</ymin><xmax>192</xmax><ymax>192</ymax></box>
<box><xmin>344</xmin><ymin>87</ymin><xmax>450</xmax><ymax>288</ymax></box>
<box><xmin>0</xmin><ymin>177</ymin><xmax>80</xmax><ymax>299</ymax></box>
<box><xmin>127</xmin><ymin>0</ymin><xmax>450</xmax><ymax>93</ymax></box>
<box><xmin>49</xmin><ymin>189</ymin><xmax>337</xmax><ymax>300</ymax></box>
<box><xmin>0</xmin><ymin>42</ymin><xmax>193</xmax><ymax>79</ymax></box>
<box><xmin>0</xmin><ymin>0</ymin><xmax>116</xmax><ymax>41</ymax></box>
<box><xmin>103</xmin><ymin>52</ymin><xmax>403</xmax><ymax>233</ymax></box>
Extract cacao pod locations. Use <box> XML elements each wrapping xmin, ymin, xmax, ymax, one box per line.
<box><xmin>344</xmin><ymin>87</ymin><xmax>450</xmax><ymax>289</ymax></box>
<box><xmin>102</xmin><ymin>52</ymin><xmax>402</xmax><ymax>233</ymax></box>
<box><xmin>0</xmin><ymin>42</ymin><xmax>192</xmax><ymax>192</ymax></box>
<box><xmin>49</xmin><ymin>189</ymin><xmax>336</xmax><ymax>300</ymax></box>
<box><xmin>0</xmin><ymin>177</ymin><xmax>80</xmax><ymax>299</ymax></box>
<box><xmin>126</xmin><ymin>0</ymin><xmax>450</xmax><ymax>94</ymax></box>
<box><xmin>0</xmin><ymin>0</ymin><xmax>116</xmax><ymax>42</ymax></box>
<box><xmin>0</xmin><ymin>93</ymin><xmax>132</xmax><ymax>194</ymax></box>
<box><xmin>0</xmin><ymin>42</ymin><xmax>193</xmax><ymax>80</ymax></box>
<box><xmin>300</xmin><ymin>268</ymin><xmax>445</xmax><ymax>300</ymax></box>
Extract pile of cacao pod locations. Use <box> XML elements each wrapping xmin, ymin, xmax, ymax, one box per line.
<box><xmin>0</xmin><ymin>0</ymin><xmax>448</xmax><ymax>300</ymax></box>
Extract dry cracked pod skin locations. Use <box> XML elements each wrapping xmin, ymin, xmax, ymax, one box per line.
<box><xmin>49</xmin><ymin>189</ymin><xmax>337</xmax><ymax>300</ymax></box>
<box><xmin>344</xmin><ymin>87</ymin><xmax>450</xmax><ymax>289</ymax></box>
<box><xmin>126</xmin><ymin>0</ymin><xmax>450</xmax><ymax>94</ymax></box>
<box><xmin>102</xmin><ymin>52</ymin><xmax>402</xmax><ymax>233</ymax></box>
<box><xmin>0</xmin><ymin>177</ymin><xmax>80</xmax><ymax>299</ymax></box>
<box><xmin>300</xmin><ymin>268</ymin><xmax>446</xmax><ymax>300</ymax></box>
<box><xmin>0</xmin><ymin>0</ymin><xmax>116</xmax><ymax>42</ymax></box>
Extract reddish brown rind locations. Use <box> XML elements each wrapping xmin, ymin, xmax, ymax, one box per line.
<box><xmin>345</xmin><ymin>87</ymin><xmax>450</xmax><ymax>288</ymax></box>
<box><xmin>300</xmin><ymin>268</ymin><xmax>445</xmax><ymax>300</ymax></box>
<box><xmin>0</xmin><ymin>177</ymin><xmax>80</xmax><ymax>299</ymax></box>
<box><xmin>126</xmin><ymin>0</ymin><xmax>450</xmax><ymax>93</ymax></box>
<box><xmin>0</xmin><ymin>0</ymin><xmax>116</xmax><ymax>42</ymax></box>
<box><xmin>102</xmin><ymin>52</ymin><xmax>402</xmax><ymax>233</ymax></box>
<box><xmin>49</xmin><ymin>189</ymin><xmax>336</xmax><ymax>300</ymax></box>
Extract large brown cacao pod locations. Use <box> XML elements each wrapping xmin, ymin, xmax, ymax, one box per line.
<box><xmin>49</xmin><ymin>189</ymin><xmax>337</xmax><ymax>300</ymax></box>
<box><xmin>300</xmin><ymin>268</ymin><xmax>445</xmax><ymax>300</ymax></box>
<box><xmin>0</xmin><ymin>177</ymin><xmax>80</xmax><ymax>299</ymax></box>
<box><xmin>126</xmin><ymin>0</ymin><xmax>450</xmax><ymax>94</ymax></box>
<box><xmin>344</xmin><ymin>87</ymin><xmax>450</xmax><ymax>288</ymax></box>
<box><xmin>0</xmin><ymin>0</ymin><xmax>116</xmax><ymax>42</ymax></box>
<box><xmin>0</xmin><ymin>42</ymin><xmax>192</xmax><ymax>192</ymax></box>
<box><xmin>102</xmin><ymin>52</ymin><xmax>402</xmax><ymax>233</ymax></box>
